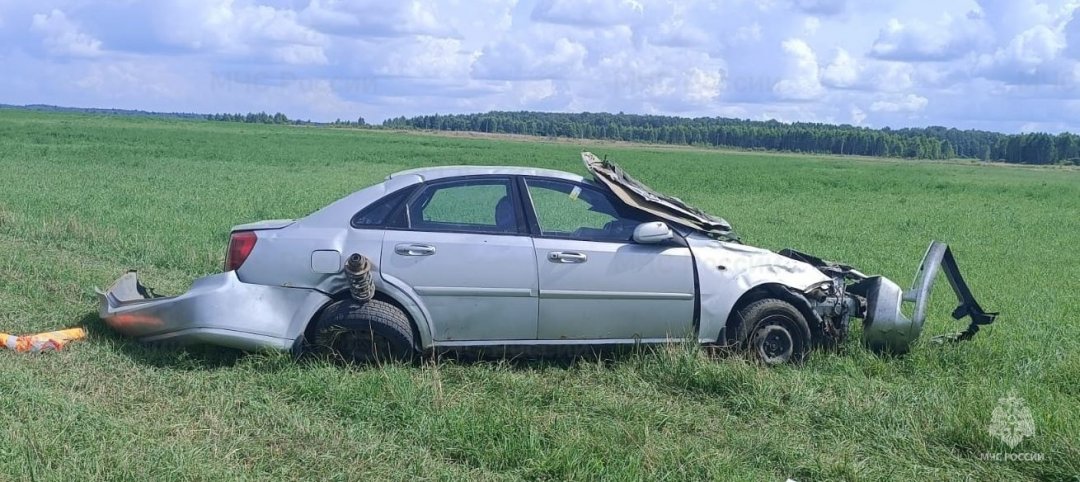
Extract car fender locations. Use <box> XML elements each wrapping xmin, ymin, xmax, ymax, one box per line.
<box><xmin>686</xmin><ymin>235</ymin><xmax>829</xmax><ymax>343</ymax></box>
<box><xmin>285</xmin><ymin>288</ymin><xmax>338</xmax><ymax>349</ymax></box>
<box><xmin>374</xmin><ymin>272</ymin><xmax>437</xmax><ymax>349</ymax></box>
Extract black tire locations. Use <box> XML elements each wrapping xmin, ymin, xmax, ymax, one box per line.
<box><xmin>735</xmin><ymin>298</ymin><xmax>812</xmax><ymax>365</ymax></box>
<box><xmin>311</xmin><ymin>299</ymin><xmax>417</xmax><ymax>364</ymax></box>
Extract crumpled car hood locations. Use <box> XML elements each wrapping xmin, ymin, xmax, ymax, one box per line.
<box><xmin>582</xmin><ymin>152</ymin><xmax>734</xmax><ymax>238</ymax></box>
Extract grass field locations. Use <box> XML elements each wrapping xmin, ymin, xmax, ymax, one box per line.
<box><xmin>1</xmin><ymin>110</ymin><xmax>1078</xmax><ymax>481</ymax></box>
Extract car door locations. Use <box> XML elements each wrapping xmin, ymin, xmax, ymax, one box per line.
<box><xmin>522</xmin><ymin>177</ymin><xmax>696</xmax><ymax>341</ymax></box>
<box><xmin>380</xmin><ymin>177</ymin><xmax>538</xmax><ymax>342</ymax></box>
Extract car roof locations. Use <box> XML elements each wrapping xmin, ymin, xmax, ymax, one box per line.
<box><xmin>387</xmin><ymin>165</ymin><xmax>584</xmax><ymax>183</ymax></box>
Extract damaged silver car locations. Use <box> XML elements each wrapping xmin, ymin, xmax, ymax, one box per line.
<box><xmin>98</xmin><ymin>152</ymin><xmax>996</xmax><ymax>365</ymax></box>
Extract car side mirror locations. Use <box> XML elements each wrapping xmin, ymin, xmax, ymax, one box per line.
<box><xmin>633</xmin><ymin>221</ymin><xmax>674</xmax><ymax>244</ymax></box>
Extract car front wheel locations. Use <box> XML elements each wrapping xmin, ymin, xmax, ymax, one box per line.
<box><xmin>735</xmin><ymin>298</ymin><xmax>811</xmax><ymax>365</ymax></box>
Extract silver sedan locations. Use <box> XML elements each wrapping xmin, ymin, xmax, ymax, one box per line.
<box><xmin>99</xmin><ymin>153</ymin><xmax>996</xmax><ymax>364</ymax></box>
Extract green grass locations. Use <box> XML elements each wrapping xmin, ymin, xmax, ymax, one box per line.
<box><xmin>1</xmin><ymin>110</ymin><xmax>1078</xmax><ymax>481</ymax></box>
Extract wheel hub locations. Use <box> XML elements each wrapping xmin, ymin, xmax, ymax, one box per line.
<box><xmin>754</xmin><ymin>324</ymin><xmax>794</xmax><ymax>364</ymax></box>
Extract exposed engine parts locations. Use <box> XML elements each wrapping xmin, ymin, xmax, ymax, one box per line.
<box><xmin>781</xmin><ymin>242</ymin><xmax>997</xmax><ymax>354</ymax></box>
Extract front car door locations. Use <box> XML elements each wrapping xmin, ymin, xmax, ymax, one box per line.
<box><xmin>522</xmin><ymin>177</ymin><xmax>696</xmax><ymax>341</ymax></box>
<box><xmin>380</xmin><ymin>177</ymin><xmax>538</xmax><ymax>342</ymax></box>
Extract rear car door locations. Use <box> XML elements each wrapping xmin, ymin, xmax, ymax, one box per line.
<box><xmin>380</xmin><ymin>177</ymin><xmax>538</xmax><ymax>342</ymax></box>
<box><xmin>523</xmin><ymin>177</ymin><xmax>696</xmax><ymax>341</ymax></box>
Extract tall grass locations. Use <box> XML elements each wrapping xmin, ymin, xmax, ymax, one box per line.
<box><xmin>0</xmin><ymin>110</ymin><xmax>1077</xmax><ymax>480</ymax></box>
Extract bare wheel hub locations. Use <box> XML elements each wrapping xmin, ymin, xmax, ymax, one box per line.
<box><xmin>754</xmin><ymin>323</ymin><xmax>794</xmax><ymax>364</ymax></box>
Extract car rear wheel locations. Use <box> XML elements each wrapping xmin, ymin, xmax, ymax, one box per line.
<box><xmin>735</xmin><ymin>298</ymin><xmax>811</xmax><ymax>365</ymax></box>
<box><xmin>311</xmin><ymin>299</ymin><xmax>417</xmax><ymax>364</ymax></box>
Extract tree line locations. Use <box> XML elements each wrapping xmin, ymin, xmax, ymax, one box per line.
<box><xmin>207</xmin><ymin>112</ymin><xmax>367</xmax><ymax>126</ymax></box>
<box><xmin>208</xmin><ymin>112</ymin><xmax>294</xmax><ymax>124</ymax></box>
<box><xmin>382</xmin><ymin>111</ymin><xmax>1080</xmax><ymax>165</ymax></box>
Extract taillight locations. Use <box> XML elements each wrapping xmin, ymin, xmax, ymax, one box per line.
<box><xmin>224</xmin><ymin>231</ymin><xmax>258</xmax><ymax>272</ymax></box>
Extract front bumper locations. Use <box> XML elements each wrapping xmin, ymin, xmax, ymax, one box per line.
<box><xmin>857</xmin><ymin>241</ymin><xmax>997</xmax><ymax>354</ymax></box>
<box><xmin>97</xmin><ymin>271</ymin><xmax>325</xmax><ymax>351</ymax></box>
<box><xmin>784</xmin><ymin>241</ymin><xmax>997</xmax><ymax>354</ymax></box>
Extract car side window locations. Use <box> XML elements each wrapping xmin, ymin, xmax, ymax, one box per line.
<box><xmin>407</xmin><ymin>178</ymin><xmax>520</xmax><ymax>234</ymax></box>
<box><xmin>351</xmin><ymin>185</ymin><xmax>418</xmax><ymax>228</ymax></box>
<box><xmin>525</xmin><ymin>178</ymin><xmax>646</xmax><ymax>241</ymax></box>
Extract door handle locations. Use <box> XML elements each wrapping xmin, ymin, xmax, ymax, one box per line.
<box><xmin>548</xmin><ymin>251</ymin><xmax>587</xmax><ymax>263</ymax></box>
<box><xmin>395</xmin><ymin>243</ymin><xmax>436</xmax><ymax>256</ymax></box>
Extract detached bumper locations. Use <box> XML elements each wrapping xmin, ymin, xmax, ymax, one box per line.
<box><xmin>858</xmin><ymin>242</ymin><xmax>997</xmax><ymax>354</ymax></box>
<box><xmin>783</xmin><ymin>240</ymin><xmax>997</xmax><ymax>354</ymax></box>
<box><xmin>97</xmin><ymin>271</ymin><xmax>326</xmax><ymax>351</ymax></box>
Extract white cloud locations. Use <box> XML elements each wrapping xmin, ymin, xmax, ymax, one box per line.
<box><xmin>474</xmin><ymin>36</ymin><xmax>588</xmax><ymax>80</ymax></box>
<box><xmin>999</xmin><ymin>24</ymin><xmax>1065</xmax><ymax>65</ymax></box>
<box><xmin>973</xmin><ymin>5</ymin><xmax>1077</xmax><ymax>86</ymax></box>
<box><xmin>821</xmin><ymin>48</ymin><xmax>858</xmax><ymax>87</ymax></box>
<box><xmin>870</xmin><ymin>94</ymin><xmax>928</xmax><ymax>113</ymax></box>
<box><xmin>685</xmin><ymin>67</ymin><xmax>725</xmax><ymax>103</ymax></box>
<box><xmin>30</xmin><ymin>9</ymin><xmax>102</xmax><ymax>57</ymax></box>
<box><xmin>5</xmin><ymin>0</ymin><xmax>1080</xmax><ymax>132</ymax></box>
<box><xmin>1068</xmin><ymin>13</ymin><xmax>1080</xmax><ymax>57</ymax></box>
<box><xmin>381</xmin><ymin>36</ymin><xmax>478</xmax><ymax>79</ymax></box>
<box><xmin>531</xmin><ymin>0</ymin><xmax>645</xmax><ymax>27</ymax></box>
<box><xmin>868</xmin><ymin>62</ymin><xmax>915</xmax><ymax>92</ymax></box>
<box><xmin>976</xmin><ymin>0</ymin><xmax>1056</xmax><ymax>39</ymax></box>
<box><xmin>978</xmin><ymin>24</ymin><xmax>1067</xmax><ymax>80</ymax></box>
<box><xmin>588</xmin><ymin>41</ymin><xmax>728</xmax><ymax>110</ymax></box>
<box><xmin>518</xmin><ymin>80</ymin><xmax>558</xmax><ymax>104</ymax></box>
<box><xmin>299</xmin><ymin>0</ymin><xmax>449</xmax><ymax>38</ymax></box>
<box><xmin>792</xmin><ymin>0</ymin><xmax>846</xmax><ymax>16</ymax></box>
<box><xmin>850</xmin><ymin>106</ymin><xmax>867</xmax><ymax>125</ymax></box>
<box><xmin>75</xmin><ymin>60</ymin><xmax>187</xmax><ymax>99</ymax></box>
<box><xmin>147</xmin><ymin>0</ymin><xmax>329</xmax><ymax>64</ymax></box>
<box><xmin>734</xmin><ymin>22</ymin><xmax>762</xmax><ymax>43</ymax></box>
<box><xmin>272</xmin><ymin>44</ymin><xmax>328</xmax><ymax>65</ymax></box>
<box><xmin>820</xmin><ymin>47</ymin><xmax>918</xmax><ymax>93</ymax></box>
<box><xmin>773</xmin><ymin>38</ymin><xmax>824</xmax><ymax>100</ymax></box>
<box><xmin>870</xmin><ymin>13</ymin><xmax>986</xmax><ymax>61</ymax></box>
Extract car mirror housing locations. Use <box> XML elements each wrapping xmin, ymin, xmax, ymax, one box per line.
<box><xmin>632</xmin><ymin>222</ymin><xmax>674</xmax><ymax>244</ymax></box>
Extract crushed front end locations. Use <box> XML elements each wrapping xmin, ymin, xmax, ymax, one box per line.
<box><xmin>781</xmin><ymin>241</ymin><xmax>998</xmax><ymax>354</ymax></box>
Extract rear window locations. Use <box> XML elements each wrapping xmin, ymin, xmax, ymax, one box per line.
<box><xmin>350</xmin><ymin>185</ymin><xmax>417</xmax><ymax>228</ymax></box>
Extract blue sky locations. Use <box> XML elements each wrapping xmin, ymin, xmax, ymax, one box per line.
<box><xmin>2</xmin><ymin>0</ymin><xmax>1080</xmax><ymax>132</ymax></box>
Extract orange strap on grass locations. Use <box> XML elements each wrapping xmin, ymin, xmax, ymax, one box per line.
<box><xmin>1</xmin><ymin>327</ymin><xmax>87</xmax><ymax>353</ymax></box>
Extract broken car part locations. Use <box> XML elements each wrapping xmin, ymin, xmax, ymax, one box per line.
<box><xmin>852</xmin><ymin>242</ymin><xmax>997</xmax><ymax>353</ymax></box>
<box><xmin>583</xmin><ymin>151</ymin><xmax>737</xmax><ymax>241</ymax></box>
<box><xmin>98</xmin><ymin>270</ymin><xmax>329</xmax><ymax>351</ymax></box>
<box><xmin>2</xmin><ymin>327</ymin><xmax>87</xmax><ymax>353</ymax></box>
<box><xmin>344</xmin><ymin>253</ymin><xmax>375</xmax><ymax>303</ymax></box>
<box><xmin>780</xmin><ymin>242</ymin><xmax>997</xmax><ymax>354</ymax></box>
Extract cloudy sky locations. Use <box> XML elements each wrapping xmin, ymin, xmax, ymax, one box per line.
<box><xmin>3</xmin><ymin>0</ymin><xmax>1080</xmax><ymax>132</ymax></box>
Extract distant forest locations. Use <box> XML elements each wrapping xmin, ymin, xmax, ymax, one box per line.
<box><xmin>382</xmin><ymin>111</ymin><xmax>1080</xmax><ymax>165</ymax></box>
<box><xmin>7</xmin><ymin>104</ymin><xmax>1076</xmax><ymax>165</ymax></box>
<box><xmin>207</xmin><ymin>111</ymin><xmax>366</xmax><ymax>126</ymax></box>
<box><xmin>1</xmin><ymin>104</ymin><xmax>207</xmax><ymax>120</ymax></box>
